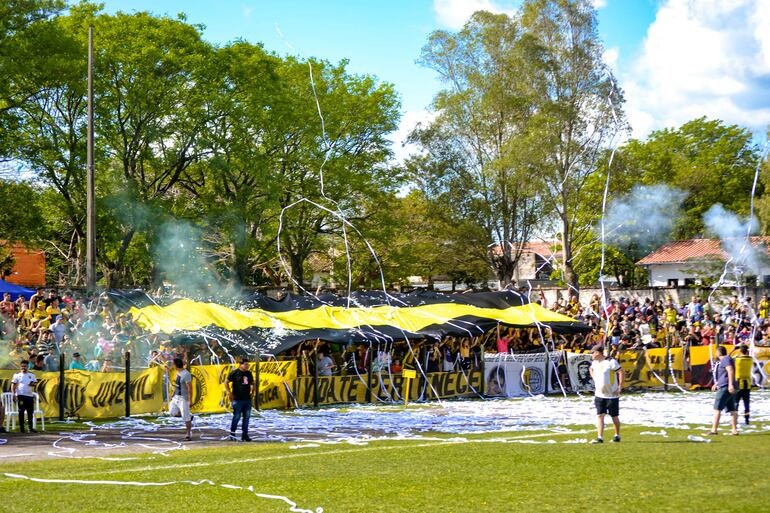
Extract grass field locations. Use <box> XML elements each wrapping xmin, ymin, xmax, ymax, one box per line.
<box><xmin>2</xmin><ymin>423</ymin><xmax>770</xmax><ymax>513</ymax></box>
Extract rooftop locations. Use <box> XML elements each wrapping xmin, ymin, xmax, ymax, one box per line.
<box><xmin>636</xmin><ymin>237</ymin><xmax>770</xmax><ymax>266</ymax></box>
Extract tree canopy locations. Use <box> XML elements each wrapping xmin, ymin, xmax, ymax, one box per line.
<box><xmin>0</xmin><ymin>1</ymin><xmax>767</xmax><ymax>294</ymax></box>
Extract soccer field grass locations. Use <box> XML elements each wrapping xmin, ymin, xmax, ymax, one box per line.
<box><xmin>2</xmin><ymin>424</ymin><xmax>770</xmax><ymax>513</ymax></box>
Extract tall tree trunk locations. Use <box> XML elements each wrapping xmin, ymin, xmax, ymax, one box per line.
<box><xmin>231</xmin><ymin>241</ymin><xmax>250</xmax><ymax>286</ymax></box>
<box><xmin>491</xmin><ymin>244</ymin><xmax>515</xmax><ymax>288</ymax></box>
<box><xmin>289</xmin><ymin>253</ymin><xmax>304</xmax><ymax>293</ymax></box>
<box><xmin>560</xmin><ymin>214</ymin><xmax>578</xmax><ymax>294</ymax></box>
<box><xmin>114</xmin><ymin>229</ymin><xmax>136</xmax><ymax>287</ymax></box>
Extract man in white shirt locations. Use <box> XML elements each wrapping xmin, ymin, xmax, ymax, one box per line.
<box><xmin>11</xmin><ymin>360</ymin><xmax>38</xmax><ymax>433</ymax></box>
<box><xmin>589</xmin><ymin>345</ymin><xmax>624</xmax><ymax>444</ymax></box>
<box><xmin>169</xmin><ymin>357</ymin><xmax>193</xmax><ymax>441</ymax></box>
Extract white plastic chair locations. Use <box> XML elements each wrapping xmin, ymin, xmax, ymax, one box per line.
<box><xmin>2</xmin><ymin>392</ymin><xmax>18</xmax><ymax>431</ymax></box>
<box><xmin>32</xmin><ymin>392</ymin><xmax>45</xmax><ymax>431</ymax></box>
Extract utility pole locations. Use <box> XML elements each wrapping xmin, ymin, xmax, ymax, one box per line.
<box><xmin>86</xmin><ymin>26</ymin><xmax>96</xmax><ymax>293</ymax></box>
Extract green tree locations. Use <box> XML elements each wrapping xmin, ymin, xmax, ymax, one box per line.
<box><xmin>0</xmin><ymin>5</ymin><xmax>92</xmax><ymax>284</ymax></box>
<box><xmin>411</xmin><ymin>11</ymin><xmax>546</xmax><ymax>287</ymax></box>
<box><xmin>188</xmin><ymin>42</ymin><xmax>283</xmax><ymax>286</ymax></box>
<box><xmin>0</xmin><ymin>0</ymin><xmax>65</xmax><ymax>169</ymax></box>
<box><xmin>334</xmin><ymin>191</ymin><xmax>490</xmax><ymax>291</ymax></box>
<box><xmin>270</xmin><ymin>57</ymin><xmax>400</xmax><ymax>291</ymax></box>
<box><xmin>570</xmin><ymin>241</ymin><xmax>646</xmax><ymax>288</ymax></box>
<box><xmin>0</xmin><ymin>179</ymin><xmax>47</xmax><ymax>279</ymax></box>
<box><xmin>760</xmin><ymin>129</ymin><xmax>770</xmax><ymax>233</ymax></box>
<box><xmin>92</xmin><ymin>10</ymin><xmax>216</xmax><ymax>287</ymax></box>
<box><xmin>520</xmin><ymin>0</ymin><xmax>624</xmax><ymax>292</ymax></box>
<box><xmin>0</xmin><ymin>0</ymin><xmax>64</xmax><ymax>112</ymax></box>
<box><xmin>619</xmin><ymin>117</ymin><xmax>761</xmax><ymax>239</ymax></box>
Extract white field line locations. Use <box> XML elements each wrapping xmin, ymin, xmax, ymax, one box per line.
<box><xmin>80</xmin><ymin>430</ymin><xmax>590</xmax><ymax>476</ymax></box>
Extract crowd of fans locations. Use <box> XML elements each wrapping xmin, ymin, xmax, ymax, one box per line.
<box><xmin>543</xmin><ymin>292</ymin><xmax>770</xmax><ymax>351</ymax></box>
<box><xmin>1</xmin><ymin>287</ymin><xmax>767</xmax><ymax>376</ymax></box>
<box><xmin>0</xmin><ymin>288</ymin><xmax>184</xmax><ymax>371</ymax></box>
<box><xmin>291</xmin><ymin>290</ymin><xmax>770</xmax><ymax>378</ymax></box>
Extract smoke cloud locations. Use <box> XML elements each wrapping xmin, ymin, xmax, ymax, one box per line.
<box><xmin>702</xmin><ymin>203</ymin><xmax>766</xmax><ymax>275</ymax></box>
<box><xmin>153</xmin><ymin>221</ymin><xmax>236</xmax><ymax>301</ymax></box>
<box><xmin>602</xmin><ymin>184</ymin><xmax>687</xmax><ymax>256</ymax></box>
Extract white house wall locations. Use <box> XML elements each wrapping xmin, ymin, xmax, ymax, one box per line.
<box><xmin>647</xmin><ymin>262</ymin><xmax>770</xmax><ymax>287</ymax></box>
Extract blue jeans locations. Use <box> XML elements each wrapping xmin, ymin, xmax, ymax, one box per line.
<box><xmin>230</xmin><ymin>399</ymin><xmax>252</xmax><ymax>435</ymax></box>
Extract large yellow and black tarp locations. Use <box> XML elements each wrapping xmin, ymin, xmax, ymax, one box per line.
<box><xmin>110</xmin><ymin>290</ymin><xmax>589</xmax><ymax>354</ymax></box>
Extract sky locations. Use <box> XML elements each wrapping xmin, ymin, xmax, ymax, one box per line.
<box><xmin>98</xmin><ymin>0</ymin><xmax>770</xmax><ymax>160</ymax></box>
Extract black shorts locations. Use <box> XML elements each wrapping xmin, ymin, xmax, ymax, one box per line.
<box><xmin>594</xmin><ymin>397</ymin><xmax>619</xmax><ymax>417</ymax></box>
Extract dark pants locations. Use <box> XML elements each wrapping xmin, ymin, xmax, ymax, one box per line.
<box><xmin>735</xmin><ymin>388</ymin><xmax>750</xmax><ymax>415</ymax></box>
<box><xmin>17</xmin><ymin>394</ymin><xmax>34</xmax><ymax>431</ymax></box>
<box><xmin>230</xmin><ymin>399</ymin><xmax>252</xmax><ymax>435</ymax></box>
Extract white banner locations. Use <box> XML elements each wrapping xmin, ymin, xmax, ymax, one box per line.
<box><xmin>566</xmin><ymin>352</ymin><xmax>594</xmax><ymax>392</ymax></box>
<box><xmin>484</xmin><ymin>353</ymin><xmax>548</xmax><ymax>397</ymax></box>
<box><xmin>755</xmin><ymin>359</ymin><xmax>770</xmax><ymax>387</ymax></box>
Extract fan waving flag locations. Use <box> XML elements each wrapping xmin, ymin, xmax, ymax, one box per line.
<box><xmin>109</xmin><ymin>290</ymin><xmax>590</xmax><ymax>354</ymax></box>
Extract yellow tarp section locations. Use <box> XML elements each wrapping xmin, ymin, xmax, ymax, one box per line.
<box><xmin>130</xmin><ymin>299</ymin><xmax>579</xmax><ymax>335</ymax></box>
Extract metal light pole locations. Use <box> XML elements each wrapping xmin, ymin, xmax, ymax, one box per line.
<box><xmin>86</xmin><ymin>26</ymin><xmax>96</xmax><ymax>293</ymax></box>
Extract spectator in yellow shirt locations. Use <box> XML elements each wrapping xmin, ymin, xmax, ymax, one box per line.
<box><xmin>758</xmin><ymin>294</ymin><xmax>769</xmax><ymax>320</ymax></box>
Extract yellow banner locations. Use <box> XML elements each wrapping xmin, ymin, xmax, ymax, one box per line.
<box><xmin>295</xmin><ymin>370</ymin><xmax>482</xmax><ymax>406</ymax></box>
<box><xmin>618</xmin><ymin>348</ymin><xmax>684</xmax><ymax>388</ymax></box>
<box><xmin>169</xmin><ymin>361</ymin><xmax>297</xmax><ymax>413</ymax></box>
<box><xmin>0</xmin><ymin>367</ymin><xmax>164</xmax><ymax>419</ymax></box>
<box><xmin>690</xmin><ymin>345</ymin><xmax>724</xmax><ymax>366</ymax></box>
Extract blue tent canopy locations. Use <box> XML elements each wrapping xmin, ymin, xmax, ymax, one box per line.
<box><xmin>0</xmin><ymin>280</ymin><xmax>35</xmax><ymax>301</ymax></box>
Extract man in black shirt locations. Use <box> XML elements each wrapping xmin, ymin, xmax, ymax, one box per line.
<box><xmin>227</xmin><ymin>357</ymin><xmax>255</xmax><ymax>442</ymax></box>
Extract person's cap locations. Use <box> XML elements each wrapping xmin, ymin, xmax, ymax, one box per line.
<box><xmin>73</xmin><ymin>352</ymin><xmax>80</xmax><ymax>357</ymax></box>
<box><xmin>591</xmin><ymin>344</ymin><xmax>604</xmax><ymax>353</ymax></box>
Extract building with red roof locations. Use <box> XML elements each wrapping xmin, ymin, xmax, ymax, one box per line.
<box><xmin>636</xmin><ymin>237</ymin><xmax>770</xmax><ymax>287</ymax></box>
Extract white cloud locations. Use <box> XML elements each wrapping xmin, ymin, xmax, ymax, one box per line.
<box><xmin>623</xmin><ymin>0</ymin><xmax>770</xmax><ymax>139</ymax></box>
<box><xmin>387</xmin><ymin>109</ymin><xmax>437</xmax><ymax>164</ymax></box>
<box><xmin>433</xmin><ymin>0</ymin><xmax>606</xmax><ymax>29</ymax></box>
<box><xmin>242</xmin><ymin>4</ymin><xmax>254</xmax><ymax>19</ymax></box>
<box><xmin>433</xmin><ymin>0</ymin><xmax>518</xmax><ymax>29</ymax></box>
<box><xmin>603</xmin><ymin>46</ymin><xmax>619</xmax><ymax>70</ymax></box>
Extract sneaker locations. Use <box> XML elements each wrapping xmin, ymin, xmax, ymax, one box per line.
<box><xmin>611</xmin><ymin>435</ymin><xmax>621</xmax><ymax>443</ymax></box>
<box><xmin>590</xmin><ymin>438</ymin><xmax>604</xmax><ymax>444</ymax></box>
<box><xmin>241</xmin><ymin>435</ymin><xmax>253</xmax><ymax>442</ymax></box>
<box><xmin>19</xmin><ymin>428</ymin><xmax>26</xmax><ymax>433</ymax></box>
<box><xmin>183</xmin><ymin>435</ymin><xmax>192</xmax><ymax>442</ymax></box>
<box><xmin>228</xmin><ymin>432</ymin><xmax>237</xmax><ymax>440</ymax></box>
<box><xmin>0</xmin><ymin>426</ymin><xmax>6</xmax><ymax>433</ymax></box>
<box><xmin>29</xmin><ymin>428</ymin><xmax>37</xmax><ymax>433</ymax></box>
<box><xmin>706</xmin><ymin>431</ymin><xmax>719</xmax><ymax>436</ymax></box>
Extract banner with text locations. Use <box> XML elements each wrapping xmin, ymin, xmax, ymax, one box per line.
<box><xmin>169</xmin><ymin>361</ymin><xmax>297</xmax><ymax>413</ymax></box>
<box><xmin>295</xmin><ymin>369</ymin><xmax>482</xmax><ymax>406</ymax></box>
<box><xmin>0</xmin><ymin>367</ymin><xmax>164</xmax><ymax>419</ymax></box>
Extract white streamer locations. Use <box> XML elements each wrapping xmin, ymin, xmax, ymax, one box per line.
<box><xmin>2</xmin><ymin>473</ymin><xmax>322</xmax><ymax>513</ymax></box>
